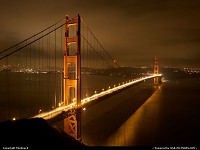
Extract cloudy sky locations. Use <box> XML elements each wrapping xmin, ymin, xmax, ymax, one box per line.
<box><xmin>0</xmin><ymin>0</ymin><xmax>200</xmax><ymax>67</ymax></box>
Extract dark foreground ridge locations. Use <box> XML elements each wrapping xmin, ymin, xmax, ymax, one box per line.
<box><xmin>0</xmin><ymin>118</ymin><xmax>86</xmax><ymax>149</ymax></box>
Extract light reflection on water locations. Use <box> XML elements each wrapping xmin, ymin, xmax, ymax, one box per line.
<box><xmin>101</xmin><ymin>86</ymin><xmax>162</xmax><ymax>146</ymax></box>
<box><xmin>81</xmin><ymin>79</ymin><xmax>156</xmax><ymax>146</ymax></box>
<box><xmin>82</xmin><ymin>78</ymin><xmax>200</xmax><ymax>146</ymax></box>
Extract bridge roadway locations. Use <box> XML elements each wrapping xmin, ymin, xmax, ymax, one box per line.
<box><xmin>33</xmin><ymin>74</ymin><xmax>162</xmax><ymax>120</ymax></box>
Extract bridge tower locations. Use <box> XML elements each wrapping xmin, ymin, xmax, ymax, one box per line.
<box><xmin>63</xmin><ymin>15</ymin><xmax>81</xmax><ymax>141</ymax></box>
<box><xmin>154</xmin><ymin>56</ymin><xmax>159</xmax><ymax>84</ymax></box>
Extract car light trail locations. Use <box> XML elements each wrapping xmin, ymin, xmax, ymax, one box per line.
<box><xmin>33</xmin><ymin>74</ymin><xmax>162</xmax><ymax>120</ymax></box>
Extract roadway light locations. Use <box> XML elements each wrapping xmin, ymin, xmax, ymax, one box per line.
<box><xmin>39</xmin><ymin>109</ymin><xmax>42</xmax><ymax>113</ymax></box>
<box><xmin>12</xmin><ymin>118</ymin><xmax>16</xmax><ymax>121</ymax></box>
<box><xmin>83</xmin><ymin>108</ymin><xmax>86</xmax><ymax>111</ymax></box>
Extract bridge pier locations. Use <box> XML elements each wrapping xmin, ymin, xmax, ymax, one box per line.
<box><xmin>154</xmin><ymin>76</ymin><xmax>162</xmax><ymax>85</ymax></box>
<box><xmin>154</xmin><ymin>56</ymin><xmax>161</xmax><ymax>85</ymax></box>
<box><xmin>64</xmin><ymin>108</ymin><xmax>81</xmax><ymax>141</ymax></box>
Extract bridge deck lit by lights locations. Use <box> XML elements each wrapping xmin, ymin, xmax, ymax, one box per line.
<box><xmin>33</xmin><ymin>74</ymin><xmax>162</xmax><ymax>120</ymax></box>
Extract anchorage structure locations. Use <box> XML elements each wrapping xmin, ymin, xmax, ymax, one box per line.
<box><xmin>63</xmin><ymin>15</ymin><xmax>81</xmax><ymax>140</ymax></box>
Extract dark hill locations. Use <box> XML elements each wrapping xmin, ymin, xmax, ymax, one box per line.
<box><xmin>0</xmin><ymin>118</ymin><xmax>86</xmax><ymax>149</ymax></box>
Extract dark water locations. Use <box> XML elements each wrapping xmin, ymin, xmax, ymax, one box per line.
<box><xmin>81</xmin><ymin>77</ymin><xmax>200</xmax><ymax>146</ymax></box>
<box><xmin>0</xmin><ymin>71</ymin><xmax>63</xmax><ymax>121</ymax></box>
<box><xmin>0</xmin><ymin>71</ymin><xmax>126</xmax><ymax>122</ymax></box>
<box><xmin>1</xmin><ymin>70</ymin><xmax>200</xmax><ymax>146</ymax></box>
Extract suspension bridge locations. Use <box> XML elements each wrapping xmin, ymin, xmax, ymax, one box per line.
<box><xmin>0</xmin><ymin>14</ymin><xmax>162</xmax><ymax>142</ymax></box>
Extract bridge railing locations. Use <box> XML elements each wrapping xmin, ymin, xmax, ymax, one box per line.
<box><xmin>34</xmin><ymin>74</ymin><xmax>162</xmax><ymax>120</ymax></box>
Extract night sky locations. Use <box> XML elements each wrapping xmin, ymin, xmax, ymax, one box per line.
<box><xmin>0</xmin><ymin>0</ymin><xmax>200</xmax><ymax>68</ymax></box>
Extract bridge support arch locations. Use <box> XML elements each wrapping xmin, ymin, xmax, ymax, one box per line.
<box><xmin>63</xmin><ymin>15</ymin><xmax>81</xmax><ymax>141</ymax></box>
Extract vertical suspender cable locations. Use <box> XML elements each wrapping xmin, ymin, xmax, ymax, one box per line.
<box><xmin>16</xmin><ymin>45</ymin><xmax>19</xmax><ymax>119</ymax></box>
<box><xmin>6</xmin><ymin>45</ymin><xmax>9</xmax><ymax>120</ymax></box>
<box><xmin>60</xmin><ymin>21</ymin><xmax>63</xmax><ymax>104</ymax></box>
<box><xmin>39</xmin><ymin>36</ymin><xmax>41</xmax><ymax>109</ymax></box>
<box><xmin>86</xmin><ymin>23</ymin><xmax>89</xmax><ymax>97</ymax></box>
<box><xmin>18</xmin><ymin>44</ymin><xmax>21</xmax><ymax>119</ymax></box>
<box><xmin>29</xmin><ymin>43</ymin><xmax>32</xmax><ymax>114</ymax></box>
<box><xmin>54</xmin><ymin>25</ymin><xmax>57</xmax><ymax>108</ymax></box>
<box><xmin>33</xmin><ymin>36</ymin><xmax>36</xmax><ymax>114</ymax></box>
<box><xmin>41</xmin><ymin>32</ymin><xmax>43</xmax><ymax>107</ymax></box>
<box><xmin>48</xmin><ymin>29</ymin><xmax>50</xmax><ymax>109</ymax></box>
<box><xmin>25</xmin><ymin>40</ymin><xmax>27</xmax><ymax>116</ymax></box>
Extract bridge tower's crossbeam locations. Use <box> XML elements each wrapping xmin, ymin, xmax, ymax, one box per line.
<box><xmin>63</xmin><ymin>15</ymin><xmax>81</xmax><ymax>141</ymax></box>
